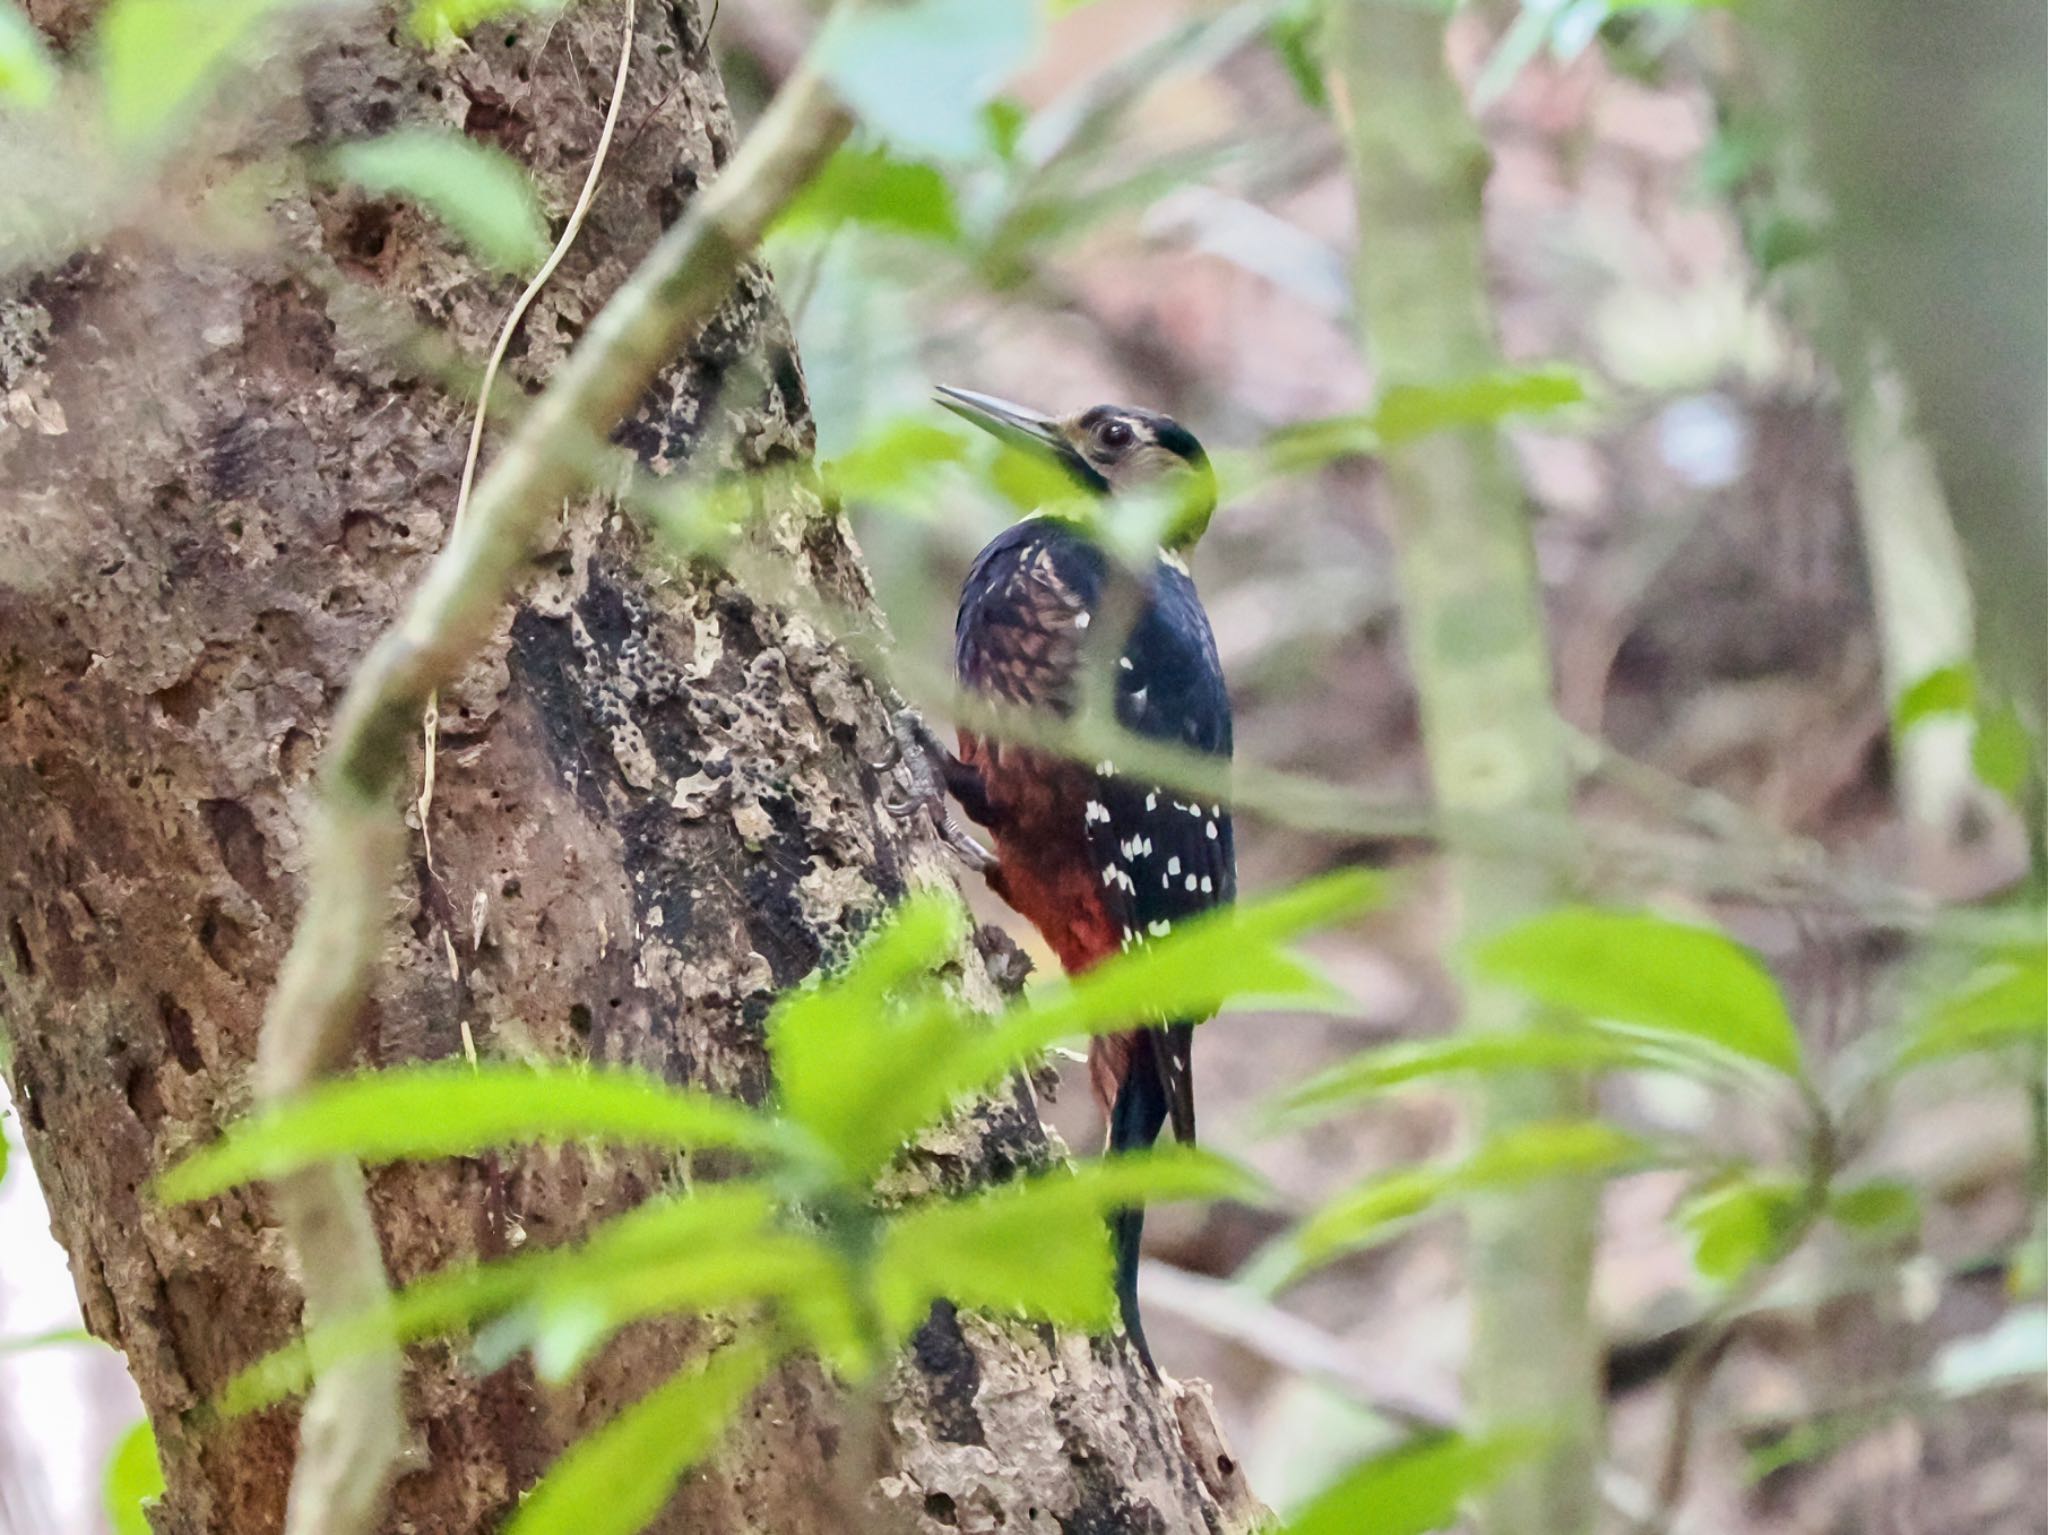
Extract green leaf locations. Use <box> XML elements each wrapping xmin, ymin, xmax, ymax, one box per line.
<box><xmin>407</xmin><ymin>0</ymin><xmax>565</xmax><ymax>45</ymax></box>
<box><xmin>1372</xmin><ymin>366</ymin><xmax>1590</xmax><ymax>447</ymax></box>
<box><xmin>103</xmin><ymin>1418</ymin><xmax>164</xmax><ymax>1535</ymax></box>
<box><xmin>93</xmin><ymin>0</ymin><xmax>291</xmax><ymax>149</ymax></box>
<box><xmin>1473</xmin><ymin>906</ymin><xmax>1804</xmax><ymax>1077</ymax></box>
<box><xmin>1277</xmin><ymin>1121</ymin><xmax>1650</xmax><ymax>1281</ymax></box>
<box><xmin>0</xmin><ymin>2</ymin><xmax>58</xmax><ymax>110</ymax></box>
<box><xmin>1932</xmin><ymin>1306</ymin><xmax>2047</xmax><ymax>1399</ymax></box>
<box><xmin>875</xmin><ymin>1147</ymin><xmax>1260</xmax><ymax>1342</ymax></box>
<box><xmin>821</xmin><ymin>418</ymin><xmax>971</xmax><ymax>503</ymax></box>
<box><xmin>818</xmin><ymin>0</ymin><xmax>1038</xmax><ymax>160</ymax></box>
<box><xmin>221</xmin><ymin>1185</ymin><xmax>838</xmax><ymax>1413</ymax></box>
<box><xmin>1285</xmin><ymin>1432</ymin><xmax>1529</xmax><ymax>1535</ymax></box>
<box><xmin>1894</xmin><ymin>662</ymin><xmax>1975</xmax><ymax>733</ymax></box>
<box><xmin>505</xmin><ymin>1338</ymin><xmax>777</xmax><ymax>1535</ymax></box>
<box><xmin>1676</xmin><ymin>1173</ymin><xmax>1804</xmax><ymax>1283</ymax></box>
<box><xmin>0</xmin><ymin>1325</ymin><xmax>97</xmax><ymax>1354</ymax></box>
<box><xmin>1971</xmin><ymin>702</ymin><xmax>2035</xmax><ymax>801</ymax></box>
<box><xmin>330</xmin><ymin>128</ymin><xmax>550</xmax><ymax>275</ymax></box>
<box><xmin>1828</xmin><ymin>1178</ymin><xmax>1920</xmax><ymax>1240</ymax></box>
<box><xmin>156</xmin><ymin>1062</ymin><xmax>779</xmax><ymax>1203</ymax></box>
<box><xmin>1897</xmin><ymin>948</ymin><xmax>2048</xmax><ymax>1067</ymax></box>
<box><xmin>774</xmin><ymin>144</ymin><xmax>962</xmax><ymax>243</ymax></box>
<box><xmin>1272</xmin><ymin>1027</ymin><xmax>1687</xmax><ymax>1127</ymax></box>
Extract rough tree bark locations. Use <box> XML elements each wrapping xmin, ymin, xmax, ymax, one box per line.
<box><xmin>0</xmin><ymin>2</ymin><xmax>1257</xmax><ymax>1530</ymax></box>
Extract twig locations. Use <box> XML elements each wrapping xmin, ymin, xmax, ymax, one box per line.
<box><xmin>253</xmin><ymin>38</ymin><xmax>853</xmax><ymax>1535</ymax></box>
<box><xmin>418</xmin><ymin>0</ymin><xmax>640</xmax><ymax>879</ymax></box>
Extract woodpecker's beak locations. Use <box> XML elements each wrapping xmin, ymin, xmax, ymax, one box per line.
<box><xmin>935</xmin><ymin>385</ymin><xmax>1106</xmax><ymax>493</ymax></box>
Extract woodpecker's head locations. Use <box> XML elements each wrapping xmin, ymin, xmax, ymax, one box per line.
<box><xmin>936</xmin><ymin>386</ymin><xmax>1217</xmax><ymax>548</ymax></box>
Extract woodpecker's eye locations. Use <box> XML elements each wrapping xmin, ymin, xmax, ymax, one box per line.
<box><xmin>1096</xmin><ymin>418</ymin><xmax>1135</xmax><ymax>452</ymax></box>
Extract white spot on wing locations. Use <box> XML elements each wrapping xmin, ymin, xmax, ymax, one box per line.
<box><xmin>1074</xmin><ymin>611</ymin><xmax>1091</xmax><ymax>629</ymax></box>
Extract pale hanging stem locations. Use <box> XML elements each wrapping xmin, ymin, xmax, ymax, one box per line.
<box><xmin>417</xmin><ymin>0</ymin><xmax>640</xmax><ymax>880</ymax></box>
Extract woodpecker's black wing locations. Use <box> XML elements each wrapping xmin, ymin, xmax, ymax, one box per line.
<box><xmin>1083</xmin><ymin>551</ymin><xmax>1236</xmax><ymax>1145</ymax></box>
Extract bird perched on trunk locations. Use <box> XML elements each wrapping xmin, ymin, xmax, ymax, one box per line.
<box><xmin>909</xmin><ymin>386</ymin><xmax>1235</xmax><ymax>1373</ymax></box>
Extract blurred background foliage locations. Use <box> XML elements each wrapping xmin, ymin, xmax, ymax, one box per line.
<box><xmin>0</xmin><ymin>0</ymin><xmax>2043</xmax><ymax>1530</ymax></box>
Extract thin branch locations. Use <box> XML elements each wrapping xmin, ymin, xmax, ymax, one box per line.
<box><xmin>419</xmin><ymin>0</ymin><xmax>640</xmax><ymax>879</ymax></box>
<box><xmin>252</xmin><ymin>39</ymin><xmax>852</xmax><ymax>1535</ymax></box>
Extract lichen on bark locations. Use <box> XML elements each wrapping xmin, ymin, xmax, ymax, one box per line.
<box><xmin>0</xmin><ymin>1</ymin><xmax>1255</xmax><ymax>1530</ymax></box>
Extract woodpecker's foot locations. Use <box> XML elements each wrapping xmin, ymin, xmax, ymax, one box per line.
<box><xmin>878</xmin><ymin>711</ymin><xmax>997</xmax><ymax>873</ymax></box>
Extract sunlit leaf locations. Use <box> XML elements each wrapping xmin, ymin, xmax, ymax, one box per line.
<box><xmin>1932</xmin><ymin>1306</ymin><xmax>2047</xmax><ymax>1399</ymax></box>
<box><xmin>1676</xmin><ymin>1173</ymin><xmax>1804</xmax><ymax>1283</ymax></box>
<box><xmin>0</xmin><ymin>1326</ymin><xmax>97</xmax><ymax>1354</ymax></box>
<box><xmin>0</xmin><ymin>2</ymin><xmax>58</xmax><ymax>110</ymax></box>
<box><xmin>1897</xmin><ymin>948</ymin><xmax>2048</xmax><ymax>1067</ymax></box>
<box><xmin>1971</xmin><ymin>702</ymin><xmax>2034</xmax><ymax>801</ymax></box>
<box><xmin>775</xmin><ymin>144</ymin><xmax>962</xmax><ymax>243</ymax></box>
<box><xmin>1828</xmin><ymin>1178</ymin><xmax>1919</xmax><ymax>1240</ymax></box>
<box><xmin>505</xmin><ymin>1337</ymin><xmax>778</xmax><ymax>1535</ymax></box>
<box><xmin>1273</xmin><ymin>1027</ymin><xmax>1688</xmax><ymax>1127</ymax></box>
<box><xmin>103</xmin><ymin>1418</ymin><xmax>164</xmax><ymax>1535</ymax></box>
<box><xmin>407</xmin><ymin>0</ymin><xmax>565</xmax><ymax>45</ymax></box>
<box><xmin>819</xmin><ymin>0</ymin><xmax>1038</xmax><ymax>160</ymax></box>
<box><xmin>1284</xmin><ymin>1432</ymin><xmax>1530</xmax><ymax>1535</ymax></box>
<box><xmin>94</xmin><ymin>0</ymin><xmax>291</xmax><ymax>149</ymax></box>
<box><xmin>330</xmin><ymin>128</ymin><xmax>550</xmax><ymax>275</ymax></box>
<box><xmin>875</xmin><ymin>1147</ymin><xmax>1260</xmax><ymax>1342</ymax></box>
<box><xmin>156</xmin><ymin>1063</ymin><xmax>780</xmax><ymax>1203</ymax></box>
<box><xmin>1275</xmin><ymin>1121</ymin><xmax>1651</xmax><ymax>1282</ymax></box>
<box><xmin>220</xmin><ymin>1186</ymin><xmax>835</xmax><ymax>1413</ymax></box>
<box><xmin>1474</xmin><ymin>906</ymin><xmax>1804</xmax><ymax>1077</ymax></box>
<box><xmin>1894</xmin><ymin>661</ymin><xmax>1975</xmax><ymax>732</ymax></box>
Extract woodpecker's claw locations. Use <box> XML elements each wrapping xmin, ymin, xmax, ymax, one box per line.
<box><xmin>879</xmin><ymin>710</ymin><xmax>997</xmax><ymax>873</ymax></box>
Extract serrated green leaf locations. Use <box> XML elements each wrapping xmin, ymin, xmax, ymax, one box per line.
<box><xmin>103</xmin><ymin>1418</ymin><xmax>164</xmax><ymax>1535</ymax></box>
<box><xmin>0</xmin><ymin>2</ymin><xmax>58</xmax><ymax>110</ymax></box>
<box><xmin>775</xmin><ymin>144</ymin><xmax>962</xmax><ymax>243</ymax></box>
<box><xmin>1971</xmin><ymin>702</ymin><xmax>2034</xmax><ymax>800</ymax></box>
<box><xmin>220</xmin><ymin>1185</ymin><xmax>834</xmax><ymax>1413</ymax></box>
<box><xmin>330</xmin><ymin>128</ymin><xmax>550</xmax><ymax>275</ymax></box>
<box><xmin>505</xmin><ymin>1338</ymin><xmax>777</xmax><ymax>1535</ymax></box>
<box><xmin>819</xmin><ymin>0</ymin><xmax>1038</xmax><ymax>160</ymax></box>
<box><xmin>94</xmin><ymin>0</ymin><xmax>291</xmax><ymax>149</ymax></box>
<box><xmin>875</xmin><ymin>1147</ymin><xmax>1259</xmax><ymax>1341</ymax></box>
<box><xmin>1894</xmin><ymin>662</ymin><xmax>1975</xmax><ymax>733</ymax></box>
<box><xmin>1474</xmin><ymin>906</ymin><xmax>1804</xmax><ymax>1077</ymax></box>
<box><xmin>406</xmin><ymin>0</ymin><xmax>565</xmax><ymax>46</ymax></box>
<box><xmin>1828</xmin><ymin>1178</ymin><xmax>1920</xmax><ymax>1239</ymax></box>
<box><xmin>156</xmin><ymin>1063</ymin><xmax>780</xmax><ymax>1203</ymax></box>
<box><xmin>1278</xmin><ymin>1121</ymin><xmax>1650</xmax><ymax>1281</ymax></box>
<box><xmin>1897</xmin><ymin>949</ymin><xmax>2048</xmax><ymax>1067</ymax></box>
<box><xmin>1677</xmin><ymin>1173</ymin><xmax>1804</xmax><ymax>1283</ymax></box>
<box><xmin>1285</xmin><ymin>1432</ymin><xmax>1530</xmax><ymax>1535</ymax></box>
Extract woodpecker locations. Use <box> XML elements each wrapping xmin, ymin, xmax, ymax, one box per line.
<box><xmin>924</xmin><ymin>385</ymin><xmax>1235</xmax><ymax>1374</ymax></box>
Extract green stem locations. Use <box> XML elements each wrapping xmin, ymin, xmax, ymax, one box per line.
<box><xmin>1324</xmin><ymin>5</ymin><xmax>1599</xmax><ymax>1533</ymax></box>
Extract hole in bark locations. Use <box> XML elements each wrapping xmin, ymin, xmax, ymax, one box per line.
<box><xmin>279</xmin><ymin>727</ymin><xmax>316</xmax><ymax>781</ymax></box>
<box><xmin>568</xmin><ymin>1003</ymin><xmax>593</xmax><ymax>1038</ymax></box>
<box><xmin>339</xmin><ymin>202</ymin><xmax>392</xmax><ymax>267</ymax></box>
<box><xmin>197</xmin><ymin>902</ymin><xmax>252</xmax><ymax>976</ymax></box>
<box><xmin>157</xmin><ymin>994</ymin><xmax>204</xmax><ymax>1073</ymax></box>
<box><xmin>124</xmin><ymin>1061</ymin><xmax>165</xmax><ymax>1129</ymax></box>
<box><xmin>7</xmin><ymin>916</ymin><xmax>34</xmax><ymax>975</ymax></box>
<box><xmin>201</xmin><ymin>799</ymin><xmax>273</xmax><ymax>901</ymax></box>
<box><xmin>922</xmin><ymin>1493</ymin><xmax>958</xmax><ymax>1525</ymax></box>
<box><xmin>152</xmin><ymin>675</ymin><xmax>208</xmax><ymax>726</ymax></box>
<box><xmin>1216</xmin><ymin>1454</ymin><xmax>1235</xmax><ymax>1477</ymax></box>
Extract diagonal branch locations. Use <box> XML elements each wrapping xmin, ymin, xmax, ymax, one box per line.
<box><xmin>250</xmin><ymin>34</ymin><xmax>852</xmax><ymax>1535</ymax></box>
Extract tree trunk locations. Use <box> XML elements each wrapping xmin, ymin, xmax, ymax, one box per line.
<box><xmin>0</xmin><ymin>3</ymin><xmax>1255</xmax><ymax>1530</ymax></box>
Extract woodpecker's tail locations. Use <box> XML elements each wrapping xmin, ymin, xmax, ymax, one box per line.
<box><xmin>1106</xmin><ymin>1025</ymin><xmax>1195</xmax><ymax>1376</ymax></box>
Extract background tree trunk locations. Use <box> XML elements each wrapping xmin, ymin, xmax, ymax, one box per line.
<box><xmin>0</xmin><ymin>3</ymin><xmax>1255</xmax><ymax>1529</ymax></box>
